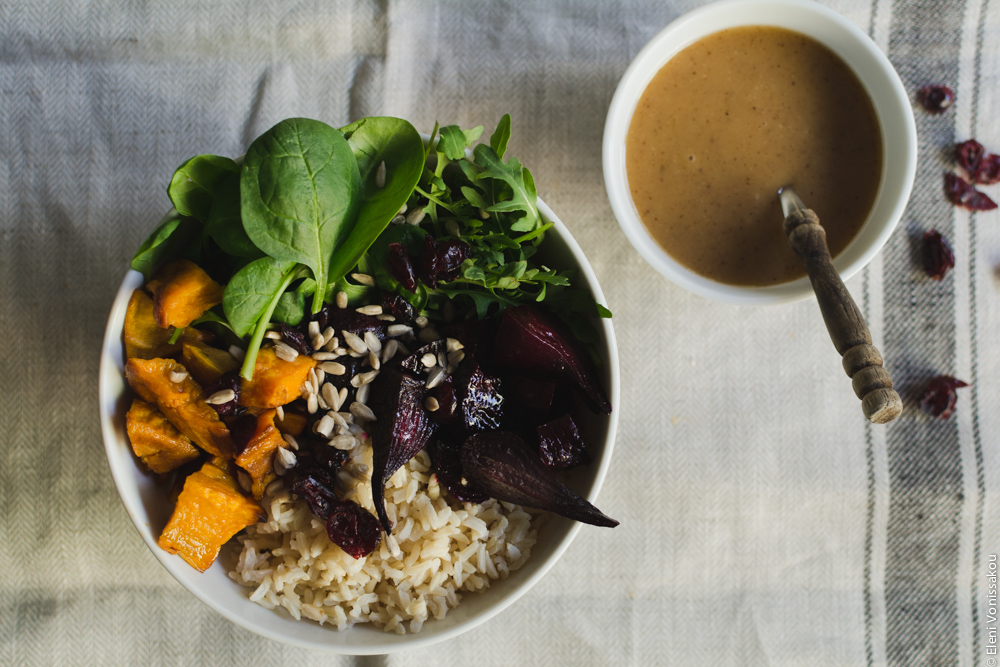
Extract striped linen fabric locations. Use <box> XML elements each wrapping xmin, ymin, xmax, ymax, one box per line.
<box><xmin>1</xmin><ymin>0</ymin><xmax>997</xmax><ymax>665</ymax></box>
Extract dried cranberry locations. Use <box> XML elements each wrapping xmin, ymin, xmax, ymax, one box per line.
<box><xmin>418</xmin><ymin>235</ymin><xmax>441</xmax><ymax>288</ymax></box>
<box><xmin>230</xmin><ymin>413</ymin><xmax>258</xmax><ymax>456</ymax></box>
<box><xmin>537</xmin><ymin>413</ymin><xmax>590</xmax><ymax>470</ymax></box>
<box><xmin>923</xmin><ymin>230</ymin><xmax>955</xmax><ymax>280</ymax></box>
<box><xmin>204</xmin><ymin>371</ymin><xmax>246</xmax><ymax>416</ymax></box>
<box><xmin>956</xmin><ymin>139</ymin><xmax>985</xmax><ymax>174</ymax></box>
<box><xmin>388</xmin><ymin>242</ymin><xmax>418</xmax><ymax>292</ymax></box>
<box><xmin>974</xmin><ymin>153</ymin><xmax>1000</xmax><ymax>185</ymax></box>
<box><xmin>434</xmin><ymin>240</ymin><xmax>472</xmax><ymax>282</ymax></box>
<box><xmin>920</xmin><ymin>375</ymin><xmax>969</xmax><ymax>419</ymax></box>
<box><xmin>312</xmin><ymin>444</ymin><xmax>349</xmax><ymax>473</ymax></box>
<box><xmin>944</xmin><ymin>173</ymin><xmax>998</xmax><ymax>211</ymax></box>
<box><xmin>326</xmin><ymin>500</ymin><xmax>382</xmax><ymax>558</ymax></box>
<box><xmin>380</xmin><ymin>291</ymin><xmax>416</xmax><ymax>323</ymax></box>
<box><xmin>917</xmin><ymin>85</ymin><xmax>955</xmax><ymax>113</ymax></box>
<box><xmin>291</xmin><ymin>467</ymin><xmax>338</xmax><ymax>520</ymax></box>
<box><xmin>279</xmin><ymin>324</ymin><xmax>312</xmax><ymax>355</ymax></box>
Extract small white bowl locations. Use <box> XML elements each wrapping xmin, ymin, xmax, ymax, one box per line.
<box><xmin>603</xmin><ymin>0</ymin><xmax>917</xmax><ymax>304</ymax></box>
<box><xmin>99</xmin><ymin>198</ymin><xmax>619</xmax><ymax>654</ymax></box>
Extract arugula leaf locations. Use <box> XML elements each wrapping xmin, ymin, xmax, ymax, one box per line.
<box><xmin>490</xmin><ymin>114</ymin><xmax>511</xmax><ymax>158</ymax></box>
<box><xmin>241</xmin><ymin>118</ymin><xmax>361</xmax><ymax>314</ymax></box>
<box><xmin>438</xmin><ymin>125</ymin><xmax>469</xmax><ymax>160</ymax></box>
<box><xmin>168</xmin><ymin>155</ymin><xmax>240</xmax><ymax>221</ymax></box>
<box><xmin>130</xmin><ymin>214</ymin><xmax>201</xmax><ymax>280</ymax></box>
<box><xmin>472</xmin><ymin>145</ymin><xmax>540</xmax><ymax>232</ymax></box>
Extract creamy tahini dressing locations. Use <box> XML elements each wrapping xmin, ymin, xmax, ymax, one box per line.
<box><xmin>625</xmin><ymin>26</ymin><xmax>882</xmax><ymax>286</ymax></box>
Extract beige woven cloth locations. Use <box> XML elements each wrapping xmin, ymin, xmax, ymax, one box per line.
<box><xmin>2</xmin><ymin>1</ymin><xmax>998</xmax><ymax>665</ymax></box>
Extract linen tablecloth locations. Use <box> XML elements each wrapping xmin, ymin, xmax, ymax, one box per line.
<box><xmin>2</xmin><ymin>1</ymin><xmax>998</xmax><ymax>664</ymax></box>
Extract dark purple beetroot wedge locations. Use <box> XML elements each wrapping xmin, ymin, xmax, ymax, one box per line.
<box><xmin>323</xmin><ymin>307</ymin><xmax>387</xmax><ymax>341</ymax></box>
<box><xmin>399</xmin><ymin>340</ymin><xmax>447</xmax><ymax>374</ymax></box>
<box><xmin>429</xmin><ymin>435</ymin><xmax>490</xmax><ymax>504</ymax></box>
<box><xmin>461</xmin><ymin>431</ymin><xmax>617</xmax><ymax>528</ymax></box>
<box><xmin>537</xmin><ymin>413</ymin><xmax>590</xmax><ymax>470</ymax></box>
<box><xmin>453</xmin><ymin>355</ymin><xmax>504</xmax><ymax>432</ymax></box>
<box><xmin>368</xmin><ymin>366</ymin><xmax>438</xmax><ymax>531</ymax></box>
<box><xmin>426</xmin><ymin>380</ymin><xmax>459</xmax><ymax>425</ymax></box>
<box><xmin>495</xmin><ymin>305</ymin><xmax>610</xmax><ymax>415</ymax></box>
<box><xmin>508</xmin><ymin>375</ymin><xmax>557</xmax><ymax>414</ymax></box>
<box><xmin>380</xmin><ymin>291</ymin><xmax>416</xmax><ymax>323</ymax></box>
<box><xmin>326</xmin><ymin>500</ymin><xmax>382</xmax><ymax>558</ymax></box>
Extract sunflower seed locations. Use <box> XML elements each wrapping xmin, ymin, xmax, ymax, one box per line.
<box><xmin>237</xmin><ymin>470</ymin><xmax>252</xmax><ymax>493</ymax></box>
<box><xmin>437</xmin><ymin>351</ymin><xmax>448</xmax><ymax>368</ymax></box>
<box><xmin>387</xmin><ymin>324</ymin><xmax>411</xmax><ymax>338</ymax></box>
<box><xmin>390</xmin><ymin>214</ymin><xmax>405</xmax><ymax>225</ymax></box>
<box><xmin>312</xmin><ymin>351</ymin><xmax>339</xmax><ymax>361</ymax></box>
<box><xmin>377</xmin><ymin>314</ymin><xmax>396</xmax><ymax>322</ymax></box>
<box><xmin>265</xmin><ymin>330</ymin><xmax>282</xmax><ymax>340</ymax></box>
<box><xmin>275</xmin><ymin>405</ymin><xmax>285</xmax><ymax>421</ymax></box>
<box><xmin>228</xmin><ymin>345</ymin><xmax>246</xmax><ymax>362</ymax></box>
<box><xmin>446</xmin><ymin>338</ymin><xmax>464</xmax><ymax>352</ymax></box>
<box><xmin>169</xmin><ymin>370</ymin><xmax>188</xmax><ymax>383</ymax></box>
<box><xmin>418</xmin><ymin>327</ymin><xmax>440</xmax><ymax>343</ymax></box>
<box><xmin>381</xmin><ymin>339</ymin><xmax>399</xmax><ymax>363</ymax></box>
<box><xmin>424</xmin><ymin>396</ymin><xmax>440</xmax><ymax>412</ymax></box>
<box><xmin>311</xmin><ymin>334</ymin><xmax>324</xmax><ymax>350</ymax></box>
<box><xmin>355</xmin><ymin>383</ymin><xmax>371</xmax><ymax>405</ymax></box>
<box><xmin>479</xmin><ymin>208</ymin><xmax>490</xmax><ymax>219</ymax></box>
<box><xmin>406</xmin><ymin>208</ymin><xmax>426</xmax><ymax>225</ymax></box>
<box><xmin>316</xmin><ymin>391</ymin><xmax>329</xmax><ymax>410</ymax></box>
<box><xmin>265</xmin><ymin>479</ymin><xmax>285</xmax><ymax>496</ymax></box>
<box><xmin>322</xmin><ymin>336</ymin><xmax>340</xmax><ymax>352</ymax></box>
<box><xmin>352</xmin><ymin>370</ymin><xmax>379</xmax><ymax>387</ymax></box>
<box><xmin>307</xmin><ymin>393</ymin><xmax>318</xmax><ymax>414</ymax></box>
<box><xmin>303</xmin><ymin>379</ymin><xmax>315</xmax><ymax>395</ymax></box>
<box><xmin>415</xmin><ymin>316</ymin><xmax>428</xmax><ymax>328</ymax></box>
<box><xmin>375</xmin><ymin>160</ymin><xmax>386</xmax><ymax>188</ymax></box>
<box><xmin>308</xmin><ymin>367</ymin><xmax>319</xmax><ymax>389</ymax></box>
<box><xmin>398</xmin><ymin>202</ymin><xmax>408</xmax><ymax>215</ymax></box>
<box><xmin>448</xmin><ymin>350</ymin><xmax>465</xmax><ymax>368</ymax></box>
<box><xmin>421</xmin><ymin>352</ymin><xmax>437</xmax><ymax>368</ymax></box>
<box><xmin>205</xmin><ymin>389</ymin><xmax>236</xmax><ymax>405</ymax></box>
<box><xmin>315</xmin><ymin>414</ymin><xmax>335</xmax><ymax>438</ymax></box>
<box><xmin>350</xmin><ymin>402</ymin><xmax>376</xmax><ymax>422</ymax></box>
<box><xmin>360</xmin><ymin>331</ymin><xmax>379</xmax><ymax>354</ymax></box>
<box><xmin>351</xmin><ymin>272</ymin><xmax>375</xmax><ymax>287</ymax></box>
<box><xmin>274</xmin><ymin>447</ymin><xmax>297</xmax><ymax>475</ymax></box>
<box><xmin>337</xmin><ymin>388</ymin><xmax>349</xmax><ymax>411</ymax></box>
<box><xmin>334</xmin><ymin>347</ymin><xmax>348</xmax><ymax>356</ymax></box>
<box><xmin>321</xmin><ymin>383</ymin><xmax>339</xmax><ymax>410</ymax></box>
<box><xmin>445</xmin><ymin>219</ymin><xmax>461</xmax><ymax>238</ymax></box>
<box><xmin>426</xmin><ymin>367</ymin><xmax>446</xmax><ymax>390</ymax></box>
<box><xmin>308</xmin><ymin>320</ymin><xmax>320</xmax><ymax>337</ymax></box>
<box><xmin>330</xmin><ymin>434</ymin><xmax>357</xmax><ymax>450</ymax></box>
<box><xmin>336</xmin><ymin>291</ymin><xmax>349</xmax><ymax>309</ymax></box>
<box><xmin>315</xmin><ymin>368</ymin><xmax>326</xmax><ymax>385</ymax></box>
<box><xmin>282</xmin><ymin>433</ymin><xmax>299</xmax><ymax>451</ymax></box>
<box><xmin>369</xmin><ymin>350</ymin><xmax>381</xmax><ymax>371</ymax></box>
<box><xmin>357</xmin><ymin>304</ymin><xmax>383</xmax><ymax>316</ymax></box>
<box><xmin>342</xmin><ymin>330</ymin><xmax>367</xmax><ymax>354</ymax></box>
<box><xmin>319</xmin><ymin>361</ymin><xmax>346</xmax><ymax>375</ymax></box>
<box><xmin>274</xmin><ymin>342</ymin><xmax>299</xmax><ymax>362</ymax></box>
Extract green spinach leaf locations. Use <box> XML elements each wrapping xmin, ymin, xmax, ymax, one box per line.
<box><xmin>240</xmin><ymin>118</ymin><xmax>362</xmax><ymax>314</ymax></box>
<box><xmin>168</xmin><ymin>155</ymin><xmax>240</xmax><ymax>221</ymax></box>
<box><xmin>223</xmin><ymin>256</ymin><xmax>299</xmax><ymax>337</ymax></box>
<box><xmin>130</xmin><ymin>214</ymin><xmax>201</xmax><ymax>280</ymax></box>
<box><xmin>204</xmin><ymin>170</ymin><xmax>263</xmax><ymax>258</ymax></box>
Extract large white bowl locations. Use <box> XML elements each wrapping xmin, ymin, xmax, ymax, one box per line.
<box><xmin>99</xmin><ymin>197</ymin><xmax>619</xmax><ymax>654</ymax></box>
<box><xmin>603</xmin><ymin>0</ymin><xmax>917</xmax><ymax>304</ymax></box>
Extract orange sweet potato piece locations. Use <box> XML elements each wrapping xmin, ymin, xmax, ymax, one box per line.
<box><xmin>240</xmin><ymin>347</ymin><xmax>316</xmax><ymax>409</ymax></box>
<box><xmin>126</xmin><ymin>398</ymin><xmax>201</xmax><ymax>473</ymax></box>
<box><xmin>123</xmin><ymin>289</ymin><xmax>178</xmax><ymax>360</ymax></box>
<box><xmin>275</xmin><ymin>409</ymin><xmax>308</xmax><ymax>437</ymax></box>
<box><xmin>158</xmin><ymin>460</ymin><xmax>265</xmax><ymax>572</ymax></box>
<box><xmin>181</xmin><ymin>341</ymin><xmax>240</xmax><ymax>386</ymax></box>
<box><xmin>125</xmin><ymin>357</ymin><xmax>234</xmax><ymax>458</ymax></box>
<box><xmin>147</xmin><ymin>259</ymin><xmax>224</xmax><ymax>329</ymax></box>
<box><xmin>236</xmin><ymin>409</ymin><xmax>287</xmax><ymax>499</ymax></box>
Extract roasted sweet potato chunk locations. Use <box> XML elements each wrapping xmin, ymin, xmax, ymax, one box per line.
<box><xmin>125</xmin><ymin>357</ymin><xmax>234</xmax><ymax>458</ymax></box>
<box><xmin>240</xmin><ymin>347</ymin><xmax>316</xmax><ymax>408</ymax></box>
<box><xmin>275</xmin><ymin>409</ymin><xmax>308</xmax><ymax>437</ymax></box>
<box><xmin>181</xmin><ymin>341</ymin><xmax>240</xmax><ymax>386</ymax></box>
<box><xmin>236</xmin><ymin>409</ymin><xmax>286</xmax><ymax>499</ymax></box>
<box><xmin>147</xmin><ymin>259</ymin><xmax>224</xmax><ymax>329</ymax></box>
<box><xmin>123</xmin><ymin>289</ymin><xmax>178</xmax><ymax>360</ymax></box>
<box><xmin>126</xmin><ymin>398</ymin><xmax>200</xmax><ymax>473</ymax></box>
<box><xmin>158</xmin><ymin>460</ymin><xmax>265</xmax><ymax>572</ymax></box>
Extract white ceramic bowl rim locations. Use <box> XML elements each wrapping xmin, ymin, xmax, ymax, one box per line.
<box><xmin>603</xmin><ymin>0</ymin><xmax>917</xmax><ymax>305</ymax></box>
<box><xmin>99</xmin><ymin>198</ymin><xmax>620</xmax><ymax>654</ymax></box>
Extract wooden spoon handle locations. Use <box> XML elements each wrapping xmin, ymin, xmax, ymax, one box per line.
<box><xmin>784</xmin><ymin>208</ymin><xmax>902</xmax><ymax>424</ymax></box>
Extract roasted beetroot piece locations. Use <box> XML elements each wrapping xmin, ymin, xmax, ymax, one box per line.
<box><xmin>537</xmin><ymin>413</ymin><xmax>590</xmax><ymax>470</ymax></box>
<box><xmin>442</xmin><ymin>318</ymin><xmax>499</xmax><ymax>367</ymax></box>
<box><xmin>229</xmin><ymin>413</ymin><xmax>258</xmax><ymax>456</ymax></box>
<box><xmin>944</xmin><ymin>173</ymin><xmax>998</xmax><ymax>211</ymax></box>
<box><xmin>204</xmin><ymin>371</ymin><xmax>246</xmax><ymax>416</ymax></box>
<box><xmin>291</xmin><ymin>467</ymin><xmax>338</xmax><ymax>520</ymax></box>
<box><xmin>278</xmin><ymin>324</ymin><xmax>312</xmax><ymax>355</ymax></box>
<box><xmin>314</xmin><ymin>305</ymin><xmax>387</xmax><ymax>341</ymax></box>
<box><xmin>923</xmin><ymin>230</ymin><xmax>955</xmax><ymax>280</ymax></box>
<box><xmin>380</xmin><ymin>291</ymin><xmax>416</xmax><ymax>323</ymax></box>
<box><xmin>509</xmin><ymin>375</ymin><xmax>557</xmax><ymax>414</ymax></box>
<box><xmin>324</xmin><ymin>354</ymin><xmax>367</xmax><ymax>393</ymax></box>
<box><xmin>917</xmin><ymin>85</ymin><xmax>955</xmax><ymax>113</ymax></box>
<box><xmin>974</xmin><ymin>153</ymin><xmax>1000</xmax><ymax>185</ymax></box>
<box><xmin>920</xmin><ymin>375</ymin><xmax>969</xmax><ymax>419</ymax></box>
<box><xmin>453</xmin><ymin>356</ymin><xmax>504</xmax><ymax>432</ymax></box>
<box><xmin>426</xmin><ymin>380</ymin><xmax>459</xmax><ymax>425</ymax></box>
<box><xmin>461</xmin><ymin>431</ymin><xmax>617</xmax><ymax>527</ymax></box>
<box><xmin>388</xmin><ymin>242</ymin><xmax>418</xmax><ymax>292</ymax></box>
<box><xmin>429</xmin><ymin>436</ymin><xmax>490</xmax><ymax>504</ymax></box>
<box><xmin>495</xmin><ymin>305</ymin><xmax>610</xmax><ymax>415</ymax></box>
<box><xmin>369</xmin><ymin>367</ymin><xmax>438</xmax><ymax>531</ymax></box>
<box><xmin>326</xmin><ymin>500</ymin><xmax>382</xmax><ymax>558</ymax></box>
<box><xmin>399</xmin><ymin>340</ymin><xmax>446</xmax><ymax>374</ymax></box>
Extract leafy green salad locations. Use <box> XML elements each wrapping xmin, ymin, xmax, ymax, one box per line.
<box><xmin>132</xmin><ymin>115</ymin><xmax>610</xmax><ymax>379</ymax></box>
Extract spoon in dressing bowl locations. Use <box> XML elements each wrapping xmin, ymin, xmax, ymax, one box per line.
<box><xmin>778</xmin><ymin>186</ymin><xmax>902</xmax><ymax>424</ymax></box>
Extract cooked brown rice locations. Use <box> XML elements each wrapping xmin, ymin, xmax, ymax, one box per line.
<box><xmin>228</xmin><ymin>446</ymin><xmax>539</xmax><ymax>634</ymax></box>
